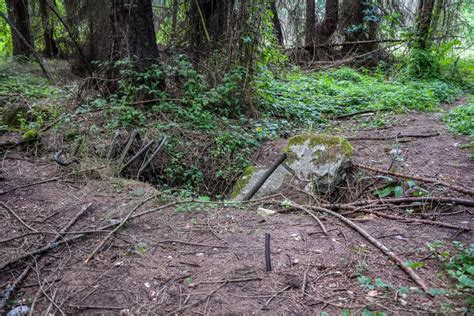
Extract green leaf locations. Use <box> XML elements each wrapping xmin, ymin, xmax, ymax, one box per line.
<box><xmin>361</xmin><ymin>310</ymin><xmax>372</xmax><ymax>316</ymax></box>
<box><xmin>458</xmin><ymin>275</ymin><xmax>474</xmax><ymax>288</ymax></box>
<box><xmin>404</xmin><ymin>260</ymin><xmax>425</xmax><ymax>269</ymax></box>
<box><xmin>342</xmin><ymin>309</ymin><xmax>351</xmax><ymax>316</ymax></box>
<box><xmin>376</xmin><ymin>186</ymin><xmax>394</xmax><ymax>198</ymax></box>
<box><xmin>394</xmin><ymin>186</ymin><xmax>404</xmax><ymax>197</ymax></box>
<box><xmin>406</xmin><ymin>180</ymin><xmax>417</xmax><ymax>188</ymax></box>
<box><xmin>427</xmin><ymin>288</ymin><xmax>448</xmax><ymax>295</ymax></box>
<box><xmin>375</xmin><ymin>278</ymin><xmax>391</xmax><ymax>288</ymax></box>
<box><xmin>197</xmin><ymin>196</ymin><xmax>211</xmax><ymax>202</ymax></box>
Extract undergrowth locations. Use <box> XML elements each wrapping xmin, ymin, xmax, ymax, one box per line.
<box><xmin>1</xmin><ymin>57</ymin><xmax>471</xmax><ymax>197</ymax></box>
<box><xmin>256</xmin><ymin>67</ymin><xmax>463</xmax><ymax>127</ymax></box>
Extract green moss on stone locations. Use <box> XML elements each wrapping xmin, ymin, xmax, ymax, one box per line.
<box><xmin>285</xmin><ymin>133</ymin><xmax>352</xmax><ymax>158</ymax></box>
<box><xmin>231</xmin><ymin>165</ymin><xmax>256</xmax><ymax>198</ymax></box>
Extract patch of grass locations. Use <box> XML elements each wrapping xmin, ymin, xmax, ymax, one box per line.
<box><xmin>445</xmin><ymin>101</ymin><xmax>474</xmax><ymax>136</ymax></box>
<box><xmin>257</xmin><ymin>67</ymin><xmax>463</xmax><ymax>127</ymax></box>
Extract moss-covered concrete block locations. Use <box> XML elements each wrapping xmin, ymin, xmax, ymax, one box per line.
<box><xmin>286</xmin><ymin>133</ymin><xmax>352</xmax><ymax>196</ymax></box>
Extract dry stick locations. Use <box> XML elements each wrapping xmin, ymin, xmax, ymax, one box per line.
<box><xmin>291</xmin><ymin>204</ymin><xmax>328</xmax><ymax>235</ymax></box>
<box><xmin>84</xmin><ymin>194</ymin><xmax>158</xmax><ymax>264</ymax></box>
<box><xmin>348</xmin><ymin>132</ymin><xmax>440</xmax><ymax>141</ymax></box>
<box><xmin>355</xmin><ymin>163</ymin><xmax>473</xmax><ymax>196</ymax></box>
<box><xmin>0</xmin><ymin>202</ymin><xmax>37</xmax><ymax>232</ymax></box>
<box><xmin>0</xmin><ymin>166</ymin><xmax>106</xmax><ymax>196</ymax></box>
<box><xmin>0</xmin><ymin>200</ymin><xmax>206</xmax><ymax>270</ymax></box>
<box><xmin>137</xmin><ymin>136</ymin><xmax>167</xmax><ymax>177</ymax></box>
<box><xmin>0</xmin><ymin>265</ymin><xmax>31</xmax><ymax>312</ymax></box>
<box><xmin>0</xmin><ymin>12</ymin><xmax>50</xmax><ymax>79</ymax></box>
<box><xmin>156</xmin><ymin>240</ymin><xmax>227</xmax><ymax>249</ymax></box>
<box><xmin>0</xmin><ymin>203</ymin><xmax>92</xmax><ymax>310</ymax></box>
<box><xmin>106</xmin><ymin>130</ymin><xmax>121</xmax><ymax>162</ymax></box>
<box><xmin>117</xmin><ymin>129</ymin><xmax>138</xmax><ymax>167</ymax></box>
<box><xmin>119</xmin><ymin>140</ymin><xmax>154</xmax><ymax>173</ymax></box>
<box><xmin>332</xmin><ymin>109</ymin><xmax>383</xmax><ymax>120</ymax></box>
<box><xmin>360</xmin><ymin>209</ymin><xmax>470</xmax><ymax>231</ymax></box>
<box><xmin>340</xmin><ymin>196</ymin><xmax>474</xmax><ymax>208</ymax></box>
<box><xmin>305</xmin><ymin>203</ymin><xmax>432</xmax><ymax>295</ymax></box>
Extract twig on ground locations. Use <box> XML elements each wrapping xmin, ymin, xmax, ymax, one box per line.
<box><xmin>333</xmin><ymin>196</ymin><xmax>474</xmax><ymax>208</ymax></box>
<box><xmin>0</xmin><ymin>202</ymin><xmax>37</xmax><ymax>232</ymax></box>
<box><xmin>355</xmin><ymin>163</ymin><xmax>473</xmax><ymax>195</ymax></box>
<box><xmin>359</xmin><ymin>209</ymin><xmax>470</xmax><ymax>231</ymax></box>
<box><xmin>156</xmin><ymin>240</ymin><xmax>227</xmax><ymax>249</ymax></box>
<box><xmin>84</xmin><ymin>194</ymin><xmax>158</xmax><ymax>263</ymax></box>
<box><xmin>304</xmin><ymin>203</ymin><xmax>432</xmax><ymax>295</ymax></box>
<box><xmin>348</xmin><ymin>132</ymin><xmax>440</xmax><ymax>141</ymax></box>
<box><xmin>290</xmin><ymin>204</ymin><xmax>328</xmax><ymax>235</ymax></box>
<box><xmin>0</xmin><ymin>203</ymin><xmax>92</xmax><ymax>311</ymax></box>
<box><xmin>0</xmin><ymin>166</ymin><xmax>106</xmax><ymax>196</ymax></box>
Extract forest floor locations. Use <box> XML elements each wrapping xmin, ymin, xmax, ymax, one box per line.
<box><xmin>1</xmin><ymin>97</ymin><xmax>473</xmax><ymax>315</ymax></box>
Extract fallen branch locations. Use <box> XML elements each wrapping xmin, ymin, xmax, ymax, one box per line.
<box><xmin>331</xmin><ymin>196</ymin><xmax>474</xmax><ymax>208</ymax></box>
<box><xmin>355</xmin><ymin>163</ymin><xmax>473</xmax><ymax>195</ymax></box>
<box><xmin>302</xmin><ymin>203</ymin><xmax>432</xmax><ymax>294</ymax></box>
<box><xmin>137</xmin><ymin>136</ymin><xmax>167</xmax><ymax>177</ymax></box>
<box><xmin>1</xmin><ymin>200</ymin><xmax>189</xmax><ymax>271</ymax></box>
<box><xmin>264</xmin><ymin>233</ymin><xmax>272</xmax><ymax>272</ymax></box>
<box><xmin>0</xmin><ymin>202</ymin><xmax>37</xmax><ymax>232</ymax></box>
<box><xmin>359</xmin><ymin>209</ymin><xmax>470</xmax><ymax>231</ymax></box>
<box><xmin>332</xmin><ymin>109</ymin><xmax>382</xmax><ymax>120</ymax></box>
<box><xmin>0</xmin><ymin>203</ymin><xmax>92</xmax><ymax>310</ymax></box>
<box><xmin>291</xmin><ymin>204</ymin><xmax>328</xmax><ymax>235</ymax></box>
<box><xmin>84</xmin><ymin>194</ymin><xmax>158</xmax><ymax>263</ymax></box>
<box><xmin>119</xmin><ymin>139</ymin><xmax>154</xmax><ymax>173</ymax></box>
<box><xmin>117</xmin><ymin>129</ymin><xmax>138</xmax><ymax>167</ymax></box>
<box><xmin>348</xmin><ymin>132</ymin><xmax>440</xmax><ymax>141</ymax></box>
<box><xmin>0</xmin><ymin>166</ymin><xmax>106</xmax><ymax>196</ymax></box>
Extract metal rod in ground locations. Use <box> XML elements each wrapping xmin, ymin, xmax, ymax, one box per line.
<box><xmin>265</xmin><ymin>233</ymin><xmax>272</xmax><ymax>272</ymax></box>
<box><xmin>137</xmin><ymin>135</ymin><xmax>167</xmax><ymax>177</ymax></box>
<box><xmin>117</xmin><ymin>129</ymin><xmax>138</xmax><ymax>167</ymax></box>
<box><xmin>120</xmin><ymin>140</ymin><xmax>155</xmax><ymax>173</ymax></box>
<box><xmin>242</xmin><ymin>153</ymin><xmax>287</xmax><ymax>201</ymax></box>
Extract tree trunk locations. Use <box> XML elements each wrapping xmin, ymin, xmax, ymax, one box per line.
<box><xmin>109</xmin><ymin>0</ymin><xmax>159</xmax><ymax>67</ymax></box>
<box><xmin>341</xmin><ymin>0</ymin><xmax>379</xmax><ymax>54</ymax></box>
<box><xmin>305</xmin><ymin>0</ymin><xmax>315</xmax><ymax>47</ymax></box>
<box><xmin>270</xmin><ymin>0</ymin><xmax>283</xmax><ymax>45</ymax></box>
<box><xmin>314</xmin><ymin>0</ymin><xmax>338</xmax><ymax>44</ymax></box>
<box><xmin>417</xmin><ymin>0</ymin><xmax>436</xmax><ymax>49</ymax></box>
<box><xmin>39</xmin><ymin>0</ymin><xmax>59</xmax><ymax>57</ymax></box>
<box><xmin>189</xmin><ymin>0</ymin><xmax>234</xmax><ymax>52</ymax></box>
<box><xmin>5</xmin><ymin>0</ymin><xmax>34</xmax><ymax>57</ymax></box>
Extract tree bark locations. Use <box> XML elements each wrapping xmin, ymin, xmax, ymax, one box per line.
<box><xmin>314</xmin><ymin>0</ymin><xmax>338</xmax><ymax>44</ymax></box>
<box><xmin>39</xmin><ymin>0</ymin><xmax>59</xmax><ymax>57</ymax></box>
<box><xmin>417</xmin><ymin>0</ymin><xmax>436</xmax><ymax>48</ymax></box>
<box><xmin>109</xmin><ymin>0</ymin><xmax>159</xmax><ymax>66</ymax></box>
<box><xmin>270</xmin><ymin>0</ymin><xmax>283</xmax><ymax>45</ymax></box>
<box><xmin>304</xmin><ymin>0</ymin><xmax>315</xmax><ymax>47</ymax></box>
<box><xmin>5</xmin><ymin>0</ymin><xmax>34</xmax><ymax>57</ymax></box>
<box><xmin>341</xmin><ymin>0</ymin><xmax>379</xmax><ymax>54</ymax></box>
<box><xmin>190</xmin><ymin>0</ymin><xmax>234</xmax><ymax>52</ymax></box>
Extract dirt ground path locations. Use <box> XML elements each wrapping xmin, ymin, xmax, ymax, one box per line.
<box><xmin>1</xmin><ymin>104</ymin><xmax>472</xmax><ymax>315</ymax></box>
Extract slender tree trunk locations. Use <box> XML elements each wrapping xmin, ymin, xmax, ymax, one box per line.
<box><xmin>5</xmin><ymin>0</ymin><xmax>34</xmax><ymax>57</ymax></box>
<box><xmin>417</xmin><ymin>0</ymin><xmax>436</xmax><ymax>49</ymax></box>
<box><xmin>39</xmin><ymin>0</ymin><xmax>58</xmax><ymax>57</ymax></box>
<box><xmin>270</xmin><ymin>0</ymin><xmax>283</xmax><ymax>45</ymax></box>
<box><xmin>305</xmin><ymin>0</ymin><xmax>315</xmax><ymax>47</ymax></box>
<box><xmin>171</xmin><ymin>0</ymin><xmax>179</xmax><ymax>45</ymax></box>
